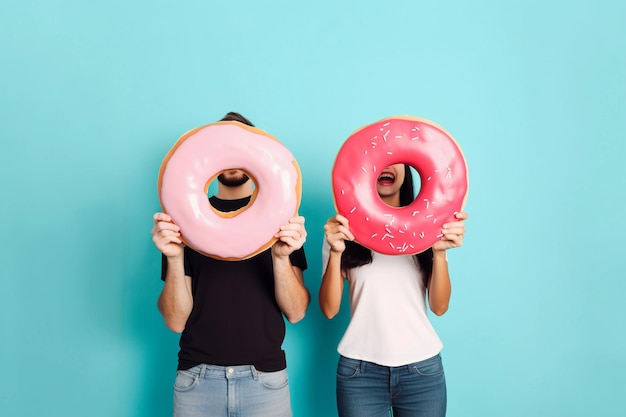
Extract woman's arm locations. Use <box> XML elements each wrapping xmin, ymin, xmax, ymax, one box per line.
<box><xmin>319</xmin><ymin>215</ymin><xmax>354</xmax><ymax>319</ymax></box>
<box><xmin>428</xmin><ymin>211</ymin><xmax>468</xmax><ymax>316</ymax></box>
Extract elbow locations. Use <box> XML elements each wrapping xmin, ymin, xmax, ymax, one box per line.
<box><xmin>165</xmin><ymin>321</ymin><xmax>186</xmax><ymax>334</ymax></box>
<box><xmin>319</xmin><ymin>301</ymin><xmax>339</xmax><ymax>320</ymax></box>
<box><xmin>430</xmin><ymin>304</ymin><xmax>449</xmax><ymax>316</ymax></box>
<box><xmin>284</xmin><ymin>296</ymin><xmax>310</xmax><ymax>324</ymax></box>
<box><xmin>322</xmin><ymin>310</ymin><xmax>338</xmax><ymax>320</ymax></box>
<box><xmin>285</xmin><ymin>311</ymin><xmax>306</xmax><ymax>324</ymax></box>
<box><xmin>161</xmin><ymin>312</ymin><xmax>187</xmax><ymax>333</ymax></box>
<box><xmin>157</xmin><ymin>300</ymin><xmax>187</xmax><ymax>333</ymax></box>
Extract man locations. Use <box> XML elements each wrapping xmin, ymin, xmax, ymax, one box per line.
<box><xmin>151</xmin><ymin>112</ymin><xmax>310</xmax><ymax>417</ymax></box>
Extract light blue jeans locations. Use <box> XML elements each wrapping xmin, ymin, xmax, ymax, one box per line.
<box><xmin>172</xmin><ymin>364</ymin><xmax>292</xmax><ymax>417</ymax></box>
<box><xmin>336</xmin><ymin>354</ymin><xmax>447</xmax><ymax>417</ymax></box>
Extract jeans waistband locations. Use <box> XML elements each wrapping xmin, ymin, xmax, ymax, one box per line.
<box><xmin>195</xmin><ymin>364</ymin><xmax>259</xmax><ymax>380</ymax></box>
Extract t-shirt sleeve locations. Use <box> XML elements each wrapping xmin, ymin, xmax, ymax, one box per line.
<box><xmin>289</xmin><ymin>246</ymin><xmax>308</xmax><ymax>271</ymax></box>
<box><xmin>160</xmin><ymin>247</ymin><xmax>193</xmax><ymax>281</ymax></box>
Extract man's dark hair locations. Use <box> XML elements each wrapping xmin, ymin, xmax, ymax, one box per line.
<box><xmin>220</xmin><ymin>112</ymin><xmax>254</xmax><ymax>127</ymax></box>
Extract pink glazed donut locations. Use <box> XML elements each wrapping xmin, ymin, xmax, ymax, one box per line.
<box><xmin>332</xmin><ymin>116</ymin><xmax>468</xmax><ymax>255</ymax></box>
<box><xmin>158</xmin><ymin>121</ymin><xmax>302</xmax><ymax>260</ymax></box>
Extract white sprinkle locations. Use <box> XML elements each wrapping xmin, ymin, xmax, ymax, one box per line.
<box><xmin>341</xmin><ymin>189</ymin><xmax>345</xmax><ymax>195</ymax></box>
<box><xmin>424</xmin><ymin>199</ymin><xmax>430</xmax><ymax>209</ymax></box>
<box><xmin>409</xmin><ymin>244</ymin><xmax>415</xmax><ymax>249</ymax></box>
<box><xmin>361</xmin><ymin>167</ymin><xmax>367</xmax><ymax>173</ymax></box>
<box><xmin>412</xmin><ymin>211</ymin><xmax>420</xmax><ymax>216</ymax></box>
<box><xmin>403</xmin><ymin>224</ymin><xmax>408</xmax><ymax>230</ymax></box>
<box><xmin>371</xmin><ymin>233</ymin><xmax>378</xmax><ymax>238</ymax></box>
<box><xmin>389</xmin><ymin>242</ymin><xmax>395</xmax><ymax>249</ymax></box>
<box><xmin>411</xmin><ymin>136</ymin><xmax>419</xmax><ymax>141</ymax></box>
<box><xmin>387</xmin><ymin>151</ymin><xmax>393</xmax><ymax>155</ymax></box>
<box><xmin>426</xmin><ymin>214</ymin><xmax>434</xmax><ymax>218</ymax></box>
<box><xmin>433</xmin><ymin>218</ymin><xmax>437</xmax><ymax>224</ymax></box>
<box><xmin>419</xmin><ymin>232</ymin><xmax>425</xmax><ymax>239</ymax></box>
<box><xmin>436</xmin><ymin>234</ymin><xmax>444</xmax><ymax>238</ymax></box>
<box><xmin>383</xmin><ymin>122</ymin><xmax>391</xmax><ymax>127</ymax></box>
<box><xmin>365</xmin><ymin>217</ymin><xmax>370</xmax><ymax>222</ymax></box>
<box><xmin>350</xmin><ymin>207</ymin><xmax>356</xmax><ymax>213</ymax></box>
<box><xmin>427</xmin><ymin>176</ymin><xmax>431</xmax><ymax>181</ymax></box>
<box><xmin>398</xmin><ymin>229</ymin><xmax>405</xmax><ymax>234</ymax></box>
<box><xmin>395</xmin><ymin>135</ymin><xmax>402</xmax><ymax>139</ymax></box>
<box><xmin>385</xmin><ymin>227</ymin><xmax>392</xmax><ymax>234</ymax></box>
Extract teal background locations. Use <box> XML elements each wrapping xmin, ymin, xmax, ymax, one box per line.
<box><xmin>2</xmin><ymin>0</ymin><xmax>625</xmax><ymax>416</ymax></box>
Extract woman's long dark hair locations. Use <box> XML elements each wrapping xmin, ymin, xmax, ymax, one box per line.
<box><xmin>341</xmin><ymin>165</ymin><xmax>434</xmax><ymax>285</ymax></box>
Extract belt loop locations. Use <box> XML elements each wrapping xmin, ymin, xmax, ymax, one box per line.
<box><xmin>359</xmin><ymin>360</ymin><xmax>366</xmax><ymax>374</ymax></box>
<box><xmin>198</xmin><ymin>364</ymin><xmax>207</xmax><ymax>379</ymax></box>
<box><xmin>250</xmin><ymin>365</ymin><xmax>259</xmax><ymax>380</ymax></box>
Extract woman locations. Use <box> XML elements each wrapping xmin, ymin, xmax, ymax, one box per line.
<box><xmin>320</xmin><ymin>163</ymin><xmax>468</xmax><ymax>417</ymax></box>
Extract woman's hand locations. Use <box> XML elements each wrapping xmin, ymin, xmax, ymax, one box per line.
<box><xmin>432</xmin><ymin>211</ymin><xmax>469</xmax><ymax>252</ymax></box>
<box><xmin>324</xmin><ymin>214</ymin><xmax>355</xmax><ymax>253</ymax></box>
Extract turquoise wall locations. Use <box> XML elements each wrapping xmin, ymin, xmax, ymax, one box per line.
<box><xmin>2</xmin><ymin>1</ymin><xmax>625</xmax><ymax>416</ymax></box>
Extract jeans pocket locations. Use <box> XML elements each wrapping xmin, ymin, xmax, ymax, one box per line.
<box><xmin>411</xmin><ymin>355</ymin><xmax>444</xmax><ymax>377</ymax></box>
<box><xmin>174</xmin><ymin>366</ymin><xmax>200</xmax><ymax>392</ymax></box>
<box><xmin>258</xmin><ymin>369</ymin><xmax>289</xmax><ymax>390</ymax></box>
<box><xmin>336</xmin><ymin>357</ymin><xmax>360</xmax><ymax>379</ymax></box>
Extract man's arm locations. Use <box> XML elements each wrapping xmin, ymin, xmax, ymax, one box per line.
<box><xmin>157</xmin><ymin>255</ymin><xmax>193</xmax><ymax>332</ymax></box>
<box><xmin>271</xmin><ymin>215</ymin><xmax>310</xmax><ymax>323</ymax></box>
<box><xmin>272</xmin><ymin>258</ymin><xmax>310</xmax><ymax>323</ymax></box>
<box><xmin>153</xmin><ymin>212</ymin><xmax>193</xmax><ymax>333</ymax></box>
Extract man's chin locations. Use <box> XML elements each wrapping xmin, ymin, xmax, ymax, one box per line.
<box><xmin>217</xmin><ymin>173</ymin><xmax>250</xmax><ymax>187</ymax></box>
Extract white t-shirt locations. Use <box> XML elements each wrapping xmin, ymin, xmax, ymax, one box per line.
<box><xmin>322</xmin><ymin>241</ymin><xmax>443</xmax><ymax>366</ymax></box>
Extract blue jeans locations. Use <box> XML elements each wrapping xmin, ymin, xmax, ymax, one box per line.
<box><xmin>172</xmin><ymin>364</ymin><xmax>292</xmax><ymax>417</ymax></box>
<box><xmin>336</xmin><ymin>354</ymin><xmax>447</xmax><ymax>417</ymax></box>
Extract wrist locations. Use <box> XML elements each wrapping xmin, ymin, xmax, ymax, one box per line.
<box><xmin>432</xmin><ymin>249</ymin><xmax>448</xmax><ymax>261</ymax></box>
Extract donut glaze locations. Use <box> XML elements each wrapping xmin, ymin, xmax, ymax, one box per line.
<box><xmin>332</xmin><ymin>116</ymin><xmax>468</xmax><ymax>255</ymax></box>
<box><xmin>158</xmin><ymin>121</ymin><xmax>302</xmax><ymax>260</ymax></box>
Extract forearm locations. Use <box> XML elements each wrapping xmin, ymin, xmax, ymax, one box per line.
<box><xmin>428</xmin><ymin>250</ymin><xmax>452</xmax><ymax>316</ymax></box>
<box><xmin>157</xmin><ymin>255</ymin><xmax>193</xmax><ymax>333</ymax></box>
<box><xmin>319</xmin><ymin>251</ymin><xmax>345</xmax><ymax>319</ymax></box>
<box><xmin>273</xmin><ymin>254</ymin><xmax>310</xmax><ymax>324</ymax></box>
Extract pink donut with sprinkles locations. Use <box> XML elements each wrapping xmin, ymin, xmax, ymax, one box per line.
<box><xmin>332</xmin><ymin>116</ymin><xmax>468</xmax><ymax>255</ymax></box>
<box><xmin>158</xmin><ymin>121</ymin><xmax>302</xmax><ymax>260</ymax></box>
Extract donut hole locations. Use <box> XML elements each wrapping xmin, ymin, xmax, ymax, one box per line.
<box><xmin>409</xmin><ymin>166</ymin><xmax>422</xmax><ymax>196</ymax></box>
<box><xmin>378</xmin><ymin>164</ymin><xmax>422</xmax><ymax>208</ymax></box>
<box><xmin>205</xmin><ymin>169</ymin><xmax>257</xmax><ymax>216</ymax></box>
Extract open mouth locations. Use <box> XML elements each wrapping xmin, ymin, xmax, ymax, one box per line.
<box><xmin>377</xmin><ymin>172</ymin><xmax>396</xmax><ymax>186</ymax></box>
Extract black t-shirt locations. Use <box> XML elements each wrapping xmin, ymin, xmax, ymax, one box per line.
<box><xmin>161</xmin><ymin>196</ymin><xmax>308</xmax><ymax>371</ymax></box>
